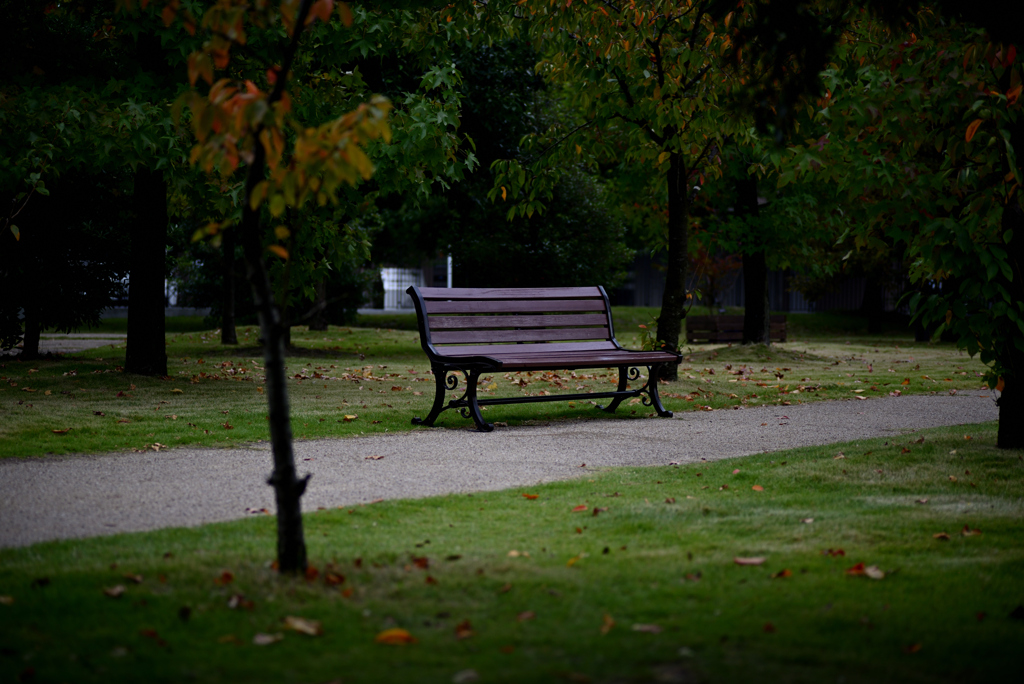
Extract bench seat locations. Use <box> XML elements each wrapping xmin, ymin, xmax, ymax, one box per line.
<box><xmin>407</xmin><ymin>286</ymin><xmax>681</xmax><ymax>431</ymax></box>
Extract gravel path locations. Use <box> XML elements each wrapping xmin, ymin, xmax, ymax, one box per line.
<box><xmin>0</xmin><ymin>392</ymin><xmax>998</xmax><ymax>548</ymax></box>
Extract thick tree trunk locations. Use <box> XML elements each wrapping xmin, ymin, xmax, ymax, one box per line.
<box><xmin>309</xmin><ymin>279</ymin><xmax>328</xmax><ymax>331</ymax></box>
<box><xmin>861</xmin><ymin>277</ymin><xmax>884</xmax><ymax>334</ymax></box>
<box><xmin>997</xmin><ymin>203</ymin><xmax>1024</xmax><ymax>449</ymax></box>
<box><xmin>737</xmin><ymin>176</ymin><xmax>770</xmax><ymax>345</ymax></box>
<box><xmin>221</xmin><ymin>227</ymin><xmax>238</xmax><ymax>345</ymax></box>
<box><xmin>742</xmin><ymin>250</ymin><xmax>770</xmax><ymax>344</ymax></box>
<box><xmin>997</xmin><ymin>375</ymin><xmax>1023</xmax><ymax>449</ymax></box>
<box><xmin>125</xmin><ymin>167</ymin><xmax>168</xmax><ymax>376</ymax></box>
<box><xmin>20</xmin><ymin>306</ymin><xmax>40</xmax><ymax>359</ymax></box>
<box><xmin>656</xmin><ymin>151</ymin><xmax>689</xmax><ymax>380</ymax></box>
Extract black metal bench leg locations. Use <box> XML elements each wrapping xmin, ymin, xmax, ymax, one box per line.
<box><xmin>645</xmin><ymin>364</ymin><xmax>673</xmax><ymax>417</ymax></box>
<box><xmin>599</xmin><ymin>365</ymin><xmax>630</xmax><ymax>413</ymax></box>
<box><xmin>461</xmin><ymin>369</ymin><xmax>494</xmax><ymax>432</ymax></box>
<box><xmin>412</xmin><ymin>368</ymin><xmax>449</xmax><ymax>426</ymax></box>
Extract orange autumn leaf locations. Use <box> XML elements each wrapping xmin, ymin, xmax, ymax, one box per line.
<box><xmin>522</xmin><ymin>493</ymin><xmax>538</xmax><ymax>500</ymax></box>
<box><xmin>995</xmin><ymin>377</ymin><xmax>1005</xmax><ymax>392</ymax></box>
<box><xmin>375</xmin><ymin>628</ymin><xmax>417</xmax><ymax>645</ymax></box>
<box><xmin>965</xmin><ymin>118</ymin><xmax>983</xmax><ymax>142</ymax></box>
<box><xmin>751</xmin><ymin>485</ymin><xmax>764</xmax><ymax>491</ymax></box>
<box><xmin>901</xmin><ymin>378</ymin><xmax>910</xmax><ymax>385</ymax></box>
<box><xmin>455</xmin><ymin>619</ymin><xmax>474</xmax><ymax>640</ymax></box>
<box><xmin>771</xmin><ymin>568</ymin><xmax>792</xmax><ymax>579</ymax></box>
<box><xmin>214</xmin><ymin>571</ymin><xmax>234</xmax><ymax>585</ymax></box>
<box><xmin>846</xmin><ymin>562</ymin><xmax>866</xmax><ymax>576</ymax></box>
<box><xmin>268</xmin><ymin>245</ymin><xmax>289</xmax><ymax>260</ymax></box>
<box><xmin>572</xmin><ymin>505</ymin><xmax>589</xmax><ymax>512</ymax></box>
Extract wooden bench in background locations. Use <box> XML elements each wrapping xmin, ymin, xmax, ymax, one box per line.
<box><xmin>685</xmin><ymin>315</ymin><xmax>787</xmax><ymax>344</ymax></box>
<box><xmin>407</xmin><ymin>286</ymin><xmax>682</xmax><ymax>432</ymax></box>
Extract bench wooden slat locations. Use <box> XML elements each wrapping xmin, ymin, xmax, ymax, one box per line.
<box><xmin>424</xmin><ymin>299</ymin><xmax>605</xmax><ymax>315</ymax></box>
<box><xmin>431</xmin><ymin>327</ymin><xmax>610</xmax><ymax>345</ymax></box>
<box><xmin>431</xmin><ymin>341</ymin><xmax>619</xmax><ymax>356</ymax></box>
<box><xmin>428</xmin><ymin>313</ymin><xmax>609</xmax><ymax>330</ymax></box>
<box><xmin>483</xmin><ymin>353</ymin><xmax>677</xmax><ymax>369</ymax></box>
<box><xmin>419</xmin><ymin>286</ymin><xmax>603</xmax><ymax>300</ymax></box>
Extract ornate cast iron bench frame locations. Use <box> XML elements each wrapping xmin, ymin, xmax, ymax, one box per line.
<box><xmin>407</xmin><ymin>286</ymin><xmax>682</xmax><ymax>432</ymax></box>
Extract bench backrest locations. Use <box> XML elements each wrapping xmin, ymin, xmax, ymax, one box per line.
<box><xmin>408</xmin><ymin>286</ymin><xmax>619</xmax><ymax>356</ymax></box>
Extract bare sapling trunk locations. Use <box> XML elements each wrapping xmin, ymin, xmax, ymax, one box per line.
<box><xmin>237</xmin><ymin>0</ymin><xmax>316</xmax><ymax>573</ymax></box>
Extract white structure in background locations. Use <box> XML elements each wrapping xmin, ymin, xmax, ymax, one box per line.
<box><xmin>380</xmin><ymin>267</ymin><xmax>424</xmax><ymax>309</ymax></box>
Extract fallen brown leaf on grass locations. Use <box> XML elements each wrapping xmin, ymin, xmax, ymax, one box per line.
<box><xmin>600</xmin><ymin>614</ymin><xmax>615</xmax><ymax>635</ymax></box>
<box><xmin>498</xmin><ymin>583</ymin><xmax>513</xmax><ymax>594</ymax></box>
<box><xmin>0</xmin><ymin>596</ymin><xmax>13</xmax><ymax>605</ymax></box>
<box><xmin>103</xmin><ymin>585</ymin><xmax>125</xmax><ymax>598</ymax></box>
<box><xmin>771</xmin><ymin>569</ymin><xmax>792</xmax><ymax>579</ymax></box>
<box><xmin>572</xmin><ymin>505</ymin><xmax>589</xmax><ymax>512</ymax></box>
<box><xmin>734</xmin><ymin>557</ymin><xmax>766</xmax><ymax>566</ymax></box>
<box><xmin>933</xmin><ymin>532</ymin><xmax>951</xmax><ymax>540</ymax></box>
<box><xmin>751</xmin><ymin>485</ymin><xmax>764</xmax><ymax>491</ymax></box>
<box><xmin>800</xmin><ymin>518</ymin><xmax>814</xmax><ymax>524</ymax></box>
<box><xmin>227</xmin><ymin>594</ymin><xmax>254</xmax><ymax>610</ymax></box>
<box><xmin>960</xmin><ymin>525</ymin><xmax>982</xmax><ymax>536</ymax></box>
<box><xmin>253</xmin><ymin>633</ymin><xmax>283</xmax><ymax>646</ymax></box>
<box><xmin>324</xmin><ymin>572</ymin><xmax>345</xmax><ymax>586</ymax></box>
<box><xmin>522</xmin><ymin>493</ymin><xmax>538</xmax><ymax>500</ymax></box>
<box><xmin>846</xmin><ymin>563</ymin><xmax>885</xmax><ymax>579</ymax></box>
<box><xmin>123</xmin><ymin>574</ymin><xmax>143</xmax><ymax>584</ymax></box>
<box><xmin>455</xmin><ymin>620</ymin><xmax>474</xmax><ymax>640</ymax></box>
<box><xmin>214</xmin><ymin>571</ymin><xmax>234</xmax><ymax>586</ymax></box>
<box><xmin>51</xmin><ymin>428</ymin><xmax>71</xmax><ymax>434</ymax></box>
<box><xmin>516</xmin><ymin>611</ymin><xmax>535</xmax><ymax>622</ymax></box>
<box><xmin>343</xmin><ymin>414</ymin><xmax>358</xmax><ymax>422</ymax></box>
<box><xmin>903</xmin><ymin>643</ymin><xmax>922</xmax><ymax>654</ymax></box>
<box><xmin>763</xmin><ymin>622</ymin><xmax>777</xmax><ymax>633</ymax></box>
<box><xmin>631</xmin><ymin>623</ymin><xmax>663</xmax><ymax>634</ymax></box>
<box><xmin>283</xmin><ymin>616</ymin><xmax>323</xmax><ymax>636</ymax></box>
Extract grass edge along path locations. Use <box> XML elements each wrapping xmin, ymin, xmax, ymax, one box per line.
<box><xmin>0</xmin><ymin>318</ymin><xmax>992</xmax><ymax>458</ymax></box>
<box><xmin>1</xmin><ymin>422</ymin><xmax>1022</xmax><ymax>683</ymax></box>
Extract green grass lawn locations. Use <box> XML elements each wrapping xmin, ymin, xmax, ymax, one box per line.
<box><xmin>0</xmin><ymin>309</ymin><xmax>991</xmax><ymax>457</ymax></box>
<box><xmin>1</xmin><ymin>423</ymin><xmax>1021</xmax><ymax>683</ymax></box>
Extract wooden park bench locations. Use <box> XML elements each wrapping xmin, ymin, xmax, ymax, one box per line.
<box><xmin>685</xmin><ymin>315</ymin><xmax>787</xmax><ymax>344</ymax></box>
<box><xmin>407</xmin><ymin>286</ymin><xmax>682</xmax><ymax>432</ymax></box>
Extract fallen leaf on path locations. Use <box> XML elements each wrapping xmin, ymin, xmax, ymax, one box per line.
<box><xmin>734</xmin><ymin>557</ymin><xmax>766</xmax><ymax>566</ymax></box>
<box><xmin>364</xmin><ymin>455</ymin><xmax>384</xmax><ymax>460</ymax></box>
<box><xmin>283</xmin><ymin>616</ymin><xmax>323</xmax><ymax>636</ymax></box>
<box><xmin>253</xmin><ymin>633</ymin><xmax>283</xmax><ymax>646</ymax></box>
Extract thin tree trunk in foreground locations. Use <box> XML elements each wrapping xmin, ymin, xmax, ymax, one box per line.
<box><xmin>656</xmin><ymin>151</ymin><xmax>690</xmax><ymax>381</ymax></box>
<box><xmin>237</xmin><ymin>0</ymin><xmax>315</xmax><ymax>573</ymax></box>
<box><xmin>126</xmin><ymin>166</ymin><xmax>168</xmax><ymax>376</ymax></box>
